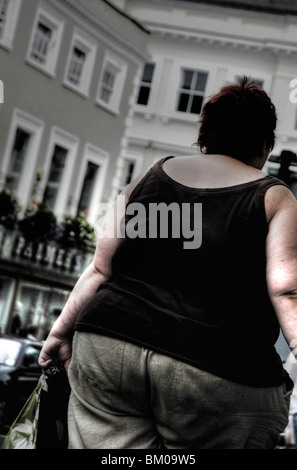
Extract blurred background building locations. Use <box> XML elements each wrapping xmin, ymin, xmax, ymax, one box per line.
<box><xmin>0</xmin><ymin>0</ymin><xmax>149</xmax><ymax>338</ymax></box>
<box><xmin>0</xmin><ymin>0</ymin><xmax>296</xmax><ymax>353</ymax></box>
<box><xmin>110</xmin><ymin>0</ymin><xmax>297</xmax><ymax>198</ymax></box>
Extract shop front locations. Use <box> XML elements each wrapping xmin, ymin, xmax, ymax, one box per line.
<box><xmin>0</xmin><ymin>226</ymin><xmax>93</xmax><ymax>341</ymax></box>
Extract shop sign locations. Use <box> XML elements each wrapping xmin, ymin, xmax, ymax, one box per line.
<box><xmin>0</xmin><ymin>229</ymin><xmax>92</xmax><ymax>275</ymax></box>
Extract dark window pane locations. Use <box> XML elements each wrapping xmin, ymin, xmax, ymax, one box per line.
<box><xmin>73</xmin><ymin>47</ymin><xmax>85</xmax><ymax>60</ymax></box>
<box><xmin>77</xmin><ymin>162</ymin><xmax>99</xmax><ymax>214</ymax></box>
<box><xmin>181</xmin><ymin>70</ymin><xmax>193</xmax><ymax>90</ymax></box>
<box><xmin>31</xmin><ymin>22</ymin><xmax>52</xmax><ymax>63</ymax></box>
<box><xmin>137</xmin><ymin>86</ymin><xmax>150</xmax><ymax>105</ymax></box>
<box><xmin>195</xmin><ymin>72</ymin><xmax>208</xmax><ymax>92</ymax></box>
<box><xmin>142</xmin><ymin>63</ymin><xmax>155</xmax><ymax>83</ymax></box>
<box><xmin>38</xmin><ymin>22</ymin><xmax>51</xmax><ymax>38</ymax></box>
<box><xmin>177</xmin><ymin>93</ymin><xmax>189</xmax><ymax>112</ymax></box>
<box><xmin>6</xmin><ymin>128</ymin><xmax>30</xmax><ymax>191</ymax></box>
<box><xmin>235</xmin><ymin>75</ymin><xmax>263</xmax><ymax>88</ymax></box>
<box><xmin>255</xmin><ymin>80</ymin><xmax>263</xmax><ymax>87</ymax></box>
<box><xmin>125</xmin><ymin>161</ymin><xmax>135</xmax><ymax>185</ymax></box>
<box><xmin>43</xmin><ymin>145</ymin><xmax>67</xmax><ymax>210</ymax></box>
<box><xmin>191</xmin><ymin>95</ymin><xmax>203</xmax><ymax>114</ymax></box>
<box><xmin>103</xmin><ymin>69</ymin><xmax>115</xmax><ymax>88</ymax></box>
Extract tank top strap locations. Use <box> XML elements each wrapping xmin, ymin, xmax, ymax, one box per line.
<box><xmin>254</xmin><ymin>174</ymin><xmax>291</xmax><ymax>214</ymax></box>
<box><xmin>256</xmin><ymin>174</ymin><xmax>291</xmax><ymax>195</ymax></box>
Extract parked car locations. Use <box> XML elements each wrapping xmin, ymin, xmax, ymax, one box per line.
<box><xmin>0</xmin><ymin>335</ymin><xmax>43</xmax><ymax>432</ymax></box>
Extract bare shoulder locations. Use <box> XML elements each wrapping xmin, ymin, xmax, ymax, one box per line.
<box><xmin>265</xmin><ymin>184</ymin><xmax>297</xmax><ymax>224</ymax></box>
<box><xmin>119</xmin><ymin>170</ymin><xmax>148</xmax><ymax>201</ymax></box>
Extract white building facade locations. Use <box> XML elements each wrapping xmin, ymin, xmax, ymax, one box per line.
<box><xmin>0</xmin><ymin>0</ymin><xmax>149</xmax><ymax>337</ymax></box>
<box><xmin>109</xmin><ymin>0</ymin><xmax>297</xmax><ymax>199</ymax></box>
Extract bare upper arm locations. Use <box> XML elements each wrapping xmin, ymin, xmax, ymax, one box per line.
<box><xmin>92</xmin><ymin>169</ymin><xmax>148</xmax><ymax>278</ymax></box>
<box><xmin>265</xmin><ymin>184</ymin><xmax>297</xmax><ymax>298</ymax></box>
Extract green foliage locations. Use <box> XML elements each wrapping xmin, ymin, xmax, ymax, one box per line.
<box><xmin>0</xmin><ymin>191</ymin><xmax>96</xmax><ymax>249</ymax></box>
<box><xmin>57</xmin><ymin>211</ymin><xmax>96</xmax><ymax>249</ymax></box>
<box><xmin>0</xmin><ymin>189</ymin><xmax>21</xmax><ymax>229</ymax></box>
<box><xmin>18</xmin><ymin>202</ymin><xmax>57</xmax><ymax>242</ymax></box>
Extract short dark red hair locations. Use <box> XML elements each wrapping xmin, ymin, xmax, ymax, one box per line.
<box><xmin>197</xmin><ymin>76</ymin><xmax>277</xmax><ymax>163</ymax></box>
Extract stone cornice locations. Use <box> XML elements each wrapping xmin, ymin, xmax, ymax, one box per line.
<box><xmin>159</xmin><ymin>0</ymin><xmax>297</xmax><ymax>17</ymax></box>
<box><xmin>47</xmin><ymin>0</ymin><xmax>150</xmax><ymax>63</ymax></box>
<box><xmin>149</xmin><ymin>24</ymin><xmax>297</xmax><ymax>55</ymax></box>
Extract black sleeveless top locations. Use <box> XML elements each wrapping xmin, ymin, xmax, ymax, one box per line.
<box><xmin>75</xmin><ymin>157</ymin><xmax>290</xmax><ymax>387</ymax></box>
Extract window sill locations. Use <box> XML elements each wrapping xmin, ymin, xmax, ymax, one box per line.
<box><xmin>25</xmin><ymin>57</ymin><xmax>55</xmax><ymax>79</ymax></box>
<box><xmin>0</xmin><ymin>39</ymin><xmax>12</xmax><ymax>52</ymax></box>
<box><xmin>165</xmin><ymin>111</ymin><xmax>200</xmax><ymax>123</ymax></box>
<box><xmin>95</xmin><ymin>100</ymin><xmax>119</xmax><ymax>116</ymax></box>
<box><xmin>134</xmin><ymin>105</ymin><xmax>200</xmax><ymax>124</ymax></box>
<box><xmin>62</xmin><ymin>80</ymin><xmax>89</xmax><ymax>99</ymax></box>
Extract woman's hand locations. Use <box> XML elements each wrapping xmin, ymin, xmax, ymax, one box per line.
<box><xmin>38</xmin><ymin>332</ymin><xmax>73</xmax><ymax>372</ymax></box>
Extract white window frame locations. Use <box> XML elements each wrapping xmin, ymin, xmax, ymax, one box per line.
<box><xmin>96</xmin><ymin>51</ymin><xmax>127</xmax><ymax>114</ymax></box>
<box><xmin>63</xmin><ymin>29</ymin><xmax>97</xmax><ymax>97</ymax></box>
<box><xmin>0</xmin><ymin>0</ymin><xmax>22</xmax><ymax>50</ymax></box>
<box><xmin>136</xmin><ymin>62</ymin><xmax>155</xmax><ymax>107</ymax></box>
<box><xmin>0</xmin><ymin>108</ymin><xmax>44</xmax><ymax>208</ymax></box>
<box><xmin>134</xmin><ymin>55</ymin><xmax>163</xmax><ymax>119</ymax></box>
<box><xmin>66</xmin><ymin>44</ymin><xmax>87</xmax><ymax>86</ymax></box>
<box><xmin>119</xmin><ymin>158</ymin><xmax>137</xmax><ymax>190</ymax></box>
<box><xmin>41</xmin><ymin>127</ymin><xmax>79</xmax><ymax>218</ymax></box>
<box><xmin>71</xmin><ymin>143</ymin><xmax>109</xmax><ymax>226</ymax></box>
<box><xmin>26</xmin><ymin>6</ymin><xmax>64</xmax><ymax>77</ymax></box>
<box><xmin>176</xmin><ymin>68</ymin><xmax>209</xmax><ymax>116</ymax></box>
<box><xmin>160</xmin><ymin>59</ymin><xmax>215</xmax><ymax>123</ymax></box>
<box><xmin>234</xmin><ymin>74</ymin><xmax>264</xmax><ymax>88</ymax></box>
<box><xmin>109</xmin><ymin>154</ymin><xmax>143</xmax><ymax>202</ymax></box>
<box><xmin>226</xmin><ymin>68</ymin><xmax>271</xmax><ymax>93</ymax></box>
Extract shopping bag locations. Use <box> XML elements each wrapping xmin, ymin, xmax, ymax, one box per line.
<box><xmin>1</xmin><ymin>373</ymin><xmax>48</xmax><ymax>449</ymax></box>
<box><xmin>36</xmin><ymin>363</ymin><xmax>70</xmax><ymax>449</ymax></box>
<box><xmin>1</xmin><ymin>363</ymin><xmax>70</xmax><ymax>449</ymax></box>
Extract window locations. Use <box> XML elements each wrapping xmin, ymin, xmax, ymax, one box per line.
<box><xmin>72</xmin><ymin>144</ymin><xmax>109</xmax><ymax>226</ymax></box>
<box><xmin>123</xmin><ymin>160</ymin><xmax>135</xmax><ymax>186</ymax></box>
<box><xmin>0</xmin><ymin>0</ymin><xmax>8</xmax><ymax>39</ymax></box>
<box><xmin>96</xmin><ymin>51</ymin><xmax>127</xmax><ymax>114</ymax></box>
<box><xmin>27</xmin><ymin>8</ymin><xmax>64</xmax><ymax>76</ymax></box>
<box><xmin>235</xmin><ymin>75</ymin><xmax>264</xmax><ymax>87</ymax></box>
<box><xmin>67</xmin><ymin>46</ymin><xmax>86</xmax><ymax>85</ymax></box>
<box><xmin>136</xmin><ymin>63</ymin><xmax>155</xmax><ymax>106</ymax></box>
<box><xmin>0</xmin><ymin>0</ymin><xmax>21</xmax><ymax>49</ymax></box>
<box><xmin>22</xmin><ymin>346</ymin><xmax>41</xmax><ymax>368</ymax></box>
<box><xmin>64</xmin><ymin>30</ymin><xmax>97</xmax><ymax>96</ymax></box>
<box><xmin>42</xmin><ymin>127</ymin><xmax>78</xmax><ymax>217</ymax></box>
<box><xmin>118</xmin><ymin>159</ymin><xmax>135</xmax><ymax>192</ymax></box>
<box><xmin>100</xmin><ymin>65</ymin><xmax>117</xmax><ymax>104</ymax></box>
<box><xmin>77</xmin><ymin>161</ymin><xmax>99</xmax><ymax>214</ymax></box>
<box><xmin>177</xmin><ymin>69</ymin><xmax>208</xmax><ymax>115</ymax></box>
<box><xmin>12</xmin><ymin>282</ymin><xmax>69</xmax><ymax>341</ymax></box>
<box><xmin>5</xmin><ymin>128</ymin><xmax>31</xmax><ymax>192</ymax></box>
<box><xmin>0</xmin><ymin>109</ymin><xmax>43</xmax><ymax>207</ymax></box>
<box><xmin>43</xmin><ymin>145</ymin><xmax>68</xmax><ymax>210</ymax></box>
<box><xmin>30</xmin><ymin>21</ymin><xmax>52</xmax><ymax>64</ymax></box>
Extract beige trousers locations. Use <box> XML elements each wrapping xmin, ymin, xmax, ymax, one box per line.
<box><xmin>67</xmin><ymin>332</ymin><xmax>291</xmax><ymax>449</ymax></box>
